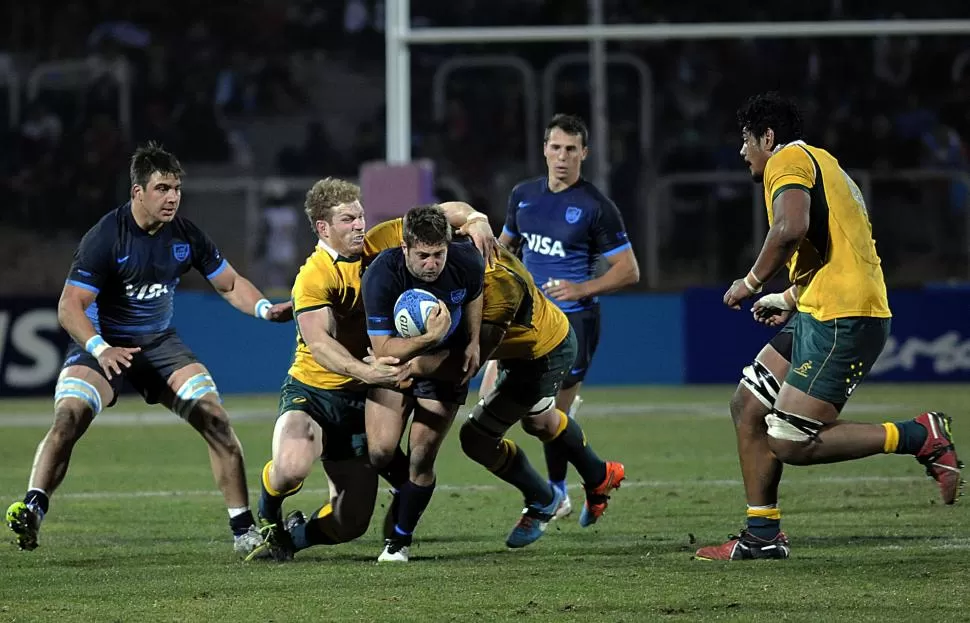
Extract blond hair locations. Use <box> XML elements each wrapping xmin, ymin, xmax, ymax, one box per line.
<box><xmin>304</xmin><ymin>177</ymin><xmax>361</xmax><ymax>228</ymax></box>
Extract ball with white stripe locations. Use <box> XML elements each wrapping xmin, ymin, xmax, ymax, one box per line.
<box><xmin>393</xmin><ymin>288</ymin><xmax>439</xmax><ymax>338</ymax></box>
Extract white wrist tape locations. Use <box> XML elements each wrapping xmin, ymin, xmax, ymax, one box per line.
<box><xmin>254</xmin><ymin>299</ymin><xmax>272</xmax><ymax>320</ymax></box>
<box><xmin>84</xmin><ymin>335</ymin><xmax>110</xmax><ymax>358</ymax></box>
<box><xmin>743</xmin><ymin>274</ymin><xmax>763</xmax><ymax>294</ymax></box>
<box><xmin>757</xmin><ymin>291</ymin><xmax>794</xmax><ymax>311</ymax></box>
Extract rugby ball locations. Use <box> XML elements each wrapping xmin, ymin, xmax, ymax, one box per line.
<box><xmin>393</xmin><ymin>288</ymin><xmax>439</xmax><ymax>337</ymax></box>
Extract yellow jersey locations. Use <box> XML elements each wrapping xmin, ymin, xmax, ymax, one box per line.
<box><xmin>483</xmin><ymin>246</ymin><xmax>570</xmax><ymax>360</ymax></box>
<box><xmin>764</xmin><ymin>142</ymin><xmax>892</xmax><ymax>321</ymax></box>
<box><xmin>288</xmin><ymin>219</ymin><xmax>404</xmax><ymax>390</ymax></box>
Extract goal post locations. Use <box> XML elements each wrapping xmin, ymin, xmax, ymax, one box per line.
<box><xmin>385</xmin><ymin>2</ymin><xmax>970</xmax><ymax>191</ymax></box>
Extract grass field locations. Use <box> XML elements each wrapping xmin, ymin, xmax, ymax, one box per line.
<box><xmin>0</xmin><ymin>384</ymin><xmax>968</xmax><ymax>622</ymax></box>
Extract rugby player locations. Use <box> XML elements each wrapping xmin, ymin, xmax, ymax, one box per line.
<box><xmin>246</xmin><ymin>188</ymin><xmax>500</xmax><ymax>563</ymax></box>
<box><xmin>483</xmin><ymin>113</ymin><xmax>639</xmax><ymax>520</ymax></box>
<box><xmin>694</xmin><ymin>93</ymin><xmax>962</xmax><ymax>561</ymax></box>
<box><xmin>5</xmin><ymin>143</ymin><xmax>291</xmax><ymax>556</ymax></box>
<box><xmin>362</xmin><ymin>205</ymin><xmax>487</xmax><ymax>562</ymax></box>
<box><xmin>245</xmin><ymin>179</ymin><xmax>412</xmax><ymax>561</ymax></box>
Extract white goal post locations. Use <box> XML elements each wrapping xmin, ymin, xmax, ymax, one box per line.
<box><xmin>385</xmin><ymin>0</ymin><xmax>970</xmax><ymax>193</ymax></box>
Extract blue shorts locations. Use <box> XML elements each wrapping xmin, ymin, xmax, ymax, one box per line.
<box><xmin>564</xmin><ymin>305</ymin><xmax>600</xmax><ymax>387</ymax></box>
<box><xmin>61</xmin><ymin>329</ymin><xmax>199</xmax><ymax>407</ymax></box>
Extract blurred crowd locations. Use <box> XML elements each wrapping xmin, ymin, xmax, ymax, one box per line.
<box><xmin>1</xmin><ymin>0</ymin><xmax>969</xmax><ymax>292</ymax></box>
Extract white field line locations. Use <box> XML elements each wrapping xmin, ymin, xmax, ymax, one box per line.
<box><xmin>49</xmin><ymin>475</ymin><xmax>926</xmax><ymax>501</ymax></box>
<box><xmin>0</xmin><ymin>401</ymin><xmax>903</xmax><ymax>427</ymax></box>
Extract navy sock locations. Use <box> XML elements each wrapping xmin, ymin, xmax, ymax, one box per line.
<box><xmin>24</xmin><ymin>489</ymin><xmax>49</xmax><ymax>517</ymax></box>
<box><xmin>894</xmin><ymin>419</ymin><xmax>929</xmax><ymax>455</ymax></box>
<box><xmin>229</xmin><ymin>510</ymin><xmax>255</xmax><ymax>537</ymax></box>
<box><xmin>395</xmin><ymin>480</ymin><xmax>436</xmax><ymax>536</ymax></box>
<box><xmin>746</xmin><ymin>515</ymin><xmax>781</xmax><ymax>541</ymax></box>
<box><xmin>547</xmin><ymin>415</ymin><xmax>607</xmax><ymax>487</ymax></box>
<box><xmin>543</xmin><ymin>443</ymin><xmax>570</xmax><ymax>483</ymax></box>
<box><xmin>492</xmin><ymin>441</ymin><xmax>555</xmax><ymax>507</ymax></box>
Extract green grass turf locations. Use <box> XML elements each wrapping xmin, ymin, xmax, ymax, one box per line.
<box><xmin>0</xmin><ymin>384</ymin><xmax>968</xmax><ymax>622</ymax></box>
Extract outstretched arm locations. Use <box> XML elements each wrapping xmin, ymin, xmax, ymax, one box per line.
<box><xmin>208</xmin><ymin>262</ymin><xmax>292</xmax><ymax>322</ymax></box>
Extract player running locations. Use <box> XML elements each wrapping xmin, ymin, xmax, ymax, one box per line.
<box><xmin>694</xmin><ymin>93</ymin><xmax>962</xmax><ymax>561</ymax></box>
<box><xmin>362</xmin><ymin>205</ymin><xmax>486</xmax><ymax>562</ymax></box>
<box><xmin>484</xmin><ymin>113</ymin><xmax>639</xmax><ymax>519</ymax></box>
<box><xmin>5</xmin><ymin>143</ymin><xmax>290</xmax><ymax>556</ymax></box>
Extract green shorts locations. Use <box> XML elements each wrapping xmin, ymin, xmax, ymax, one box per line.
<box><xmin>278</xmin><ymin>376</ymin><xmax>367</xmax><ymax>462</ymax></box>
<box><xmin>495</xmin><ymin>327</ymin><xmax>578</xmax><ymax>406</ymax></box>
<box><xmin>781</xmin><ymin>313</ymin><xmax>891</xmax><ymax>405</ymax></box>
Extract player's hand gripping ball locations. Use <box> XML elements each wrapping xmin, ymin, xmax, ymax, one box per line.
<box><xmin>393</xmin><ymin>288</ymin><xmax>440</xmax><ymax>337</ymax></box>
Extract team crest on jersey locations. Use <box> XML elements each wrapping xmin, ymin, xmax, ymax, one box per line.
<box><xmin>450</xmin><ymin>289</ymin><xmax>466</xmax><ymax>304</ymax></box>
<box><xmin>172</xmin><ymin>243</ymin><xmax>190</xmax><ymax>262</ymax></box>
<box><xmin>565</xmin><ymin>206</ymin><xmax>582</xmax><ymax>224</ymax></box>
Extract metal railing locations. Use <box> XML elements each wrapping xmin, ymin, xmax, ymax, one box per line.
<box><xmin>27</xmin><ymin>56</ymin><xmax>132</xmax><ymax>140</ymax></box>
<box><xmin>644</xmin><ymin>168</ymin><xmax>970</xmax><ymax>289</ymax></box>
<box><xmin>541</xmin><ymin>51</ymin><xmax>653</xmax><ymax>156</ymax></box>
<box><xmin>431</xmin><ymin>55</ymin><xmax>539</xmax><ymax>172</ymax></box>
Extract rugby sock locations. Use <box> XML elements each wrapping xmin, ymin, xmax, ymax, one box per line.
<box><xmin>746</xmin><ymin>505</ymin><xmax>781</xmax><ymax>540</ymax></box>
<box><xmin>543</xmin><ymin>444</ymin><xmax>570</xmax><ymax>483</ymax></box>
<box><xmin>394</xmin><ymin>479</ymin><xmax>436</xmax><ymax>536</ymax></box>
<box><xmin>258</xmin><ymin>460</ymin><xmax>303</xmax><ymax>524</ymax></box>
<box><xmin>379</xmin><ymin>446</ymin><xmax>410</xmax><ymax>490</ymax></box>
<box><xmin>228</xmin><ymin>507</ymin><xmax>255</xmax><ymax>537</ymax></box>
<box><xmin>292</xmin><ymin>503</ymin><xmax>340</xmax><ymax>550</ymax></box>
<box><xmin>883</xmin><ymin>420</ymin><xmax>929</xmax><ymax>454</ymax></box>
<box><xmin>491</xmin><ymin>439</ymin><xmax>555</xmax><ymax>507</ymax></box>
<box><xmin>23</xmin><ymin>488</ymin><xmax>49</xmax><ymax>520</ymax></box>
<box><xmin>546</xmin><ymin>411</ymin><xmax>607</xmax><ymax>487</ymax></box>
<box><xmin>549</xmin><ymin>479</ymin><xmax>568</xmax><ymax>496</ymax></box>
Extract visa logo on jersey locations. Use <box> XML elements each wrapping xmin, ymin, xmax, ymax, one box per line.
<box><xmin>126</xmin><ymin>283</ymin><xmax>170</xmax><ymax>300</ymax></box>
<box><xmin>521</xmin><ymin>233</ymin><xmax>566</xmax><ymax>258</ymax></box>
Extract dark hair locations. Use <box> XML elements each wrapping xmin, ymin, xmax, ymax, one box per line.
<box><xmin>129</xmin><ymin>141</ymin><xmax>185</xmax><ymax>189</ymax></box>
<box><xmin>544</xmin><ymin>113</ymin><xmax>589</xmax><ymax>147</ymax></box>
<box><xmin>736</xmin><ymin>92</ymin><xmax>804</xmax><ymax>145</ymax></box>
<box><xmin>403</xmin><ymin>204</ymin><xmax>451</xmax><ymax>248</ymax></box>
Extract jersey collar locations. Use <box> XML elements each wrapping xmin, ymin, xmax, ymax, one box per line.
<box><xmin>316</xmin><ymin>239</ymin><xmax>359</xmax><ymax>263</ymax></box>
<box><xmin>544</xmin><ymin>175</ymin><xmax>584</xmax><ymax>194</ymax></box>
<box><xmin>772</xmin><ymin>140</ymin><xmax>806</xmax><ymax>154</ymax></box>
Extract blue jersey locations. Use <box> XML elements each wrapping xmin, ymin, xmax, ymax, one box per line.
<box><xmin>503</xmin><ymin>176</ymin><xmax>631</xmax><ymax>313</ymax></box>
<box><xmin>362</xmin><ymin>239</ymin><xmax>485</xmax><ymax>342</ymax></box>
<box><xmin>65</xmin><ymin>203</ymin><xmax>226</xmax><ymax>342</ymax></box>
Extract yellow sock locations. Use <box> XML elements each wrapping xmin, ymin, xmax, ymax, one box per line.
<box><xmin>261</xmin><ymin>460</ymin><xmax>304</xmax><ymax>497</ymax></box>
<box><xmin>746</xmin><ymin>505</ymin><xmax>781</xmax><ymax>521</ymax></box>
<box><xmin>882</xmin><ymin>422</ymin><xmax>900</xmax><ymax>454</ymax></box>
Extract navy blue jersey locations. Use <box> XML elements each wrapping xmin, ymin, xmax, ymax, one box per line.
<box><xmin>362</xmin><ymin>239</ymin><xmax>485</xmax><ymax>340</ymax></box>
<box><xmin>65</xmin><ymin>202</ymin><xmax>226</xmax><ymax>341</ymax></box>
<box><xmin>503</xmin><ymin>176</ymin><xmax>631</xmax><ymax>313</ymax></box>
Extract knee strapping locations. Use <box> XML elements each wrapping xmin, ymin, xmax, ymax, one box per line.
<box><xmin>765</xmin><ymin>408</ymin><xmax>824</xmax><ymax>442</ymax></box>
<box><xmin>173</xmin><ymin>373</ymin><xmax>220</xmax><ymax>420</ymax></box>
<box><xmin>54</xmin><ymin>377</ymin><xmax>104</xmax><ymax>415</ymax></box>
<box><xmin>741</xmin><ymin>360</ymin><xmax>781</xmax><ymax>409</ymax></box>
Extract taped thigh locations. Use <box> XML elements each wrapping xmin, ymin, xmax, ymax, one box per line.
<box><xmin>740</xmin><ymin>360</ymin><xmax>782</xmax><ymax>409</ymax></box>
<box><xmin>54</xmin><ymin>376</ymin><xmax>105</xmax><ymax>415</ymax></box>
<box><xmin>173</xmin><ymin>372</ymin><xmax>220</xmax><ymax>420</ymax></box>
<box><xmin>765</xmin><ymin>408</ymin><xmax>825</xmax><ymax>442</ymax></box>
